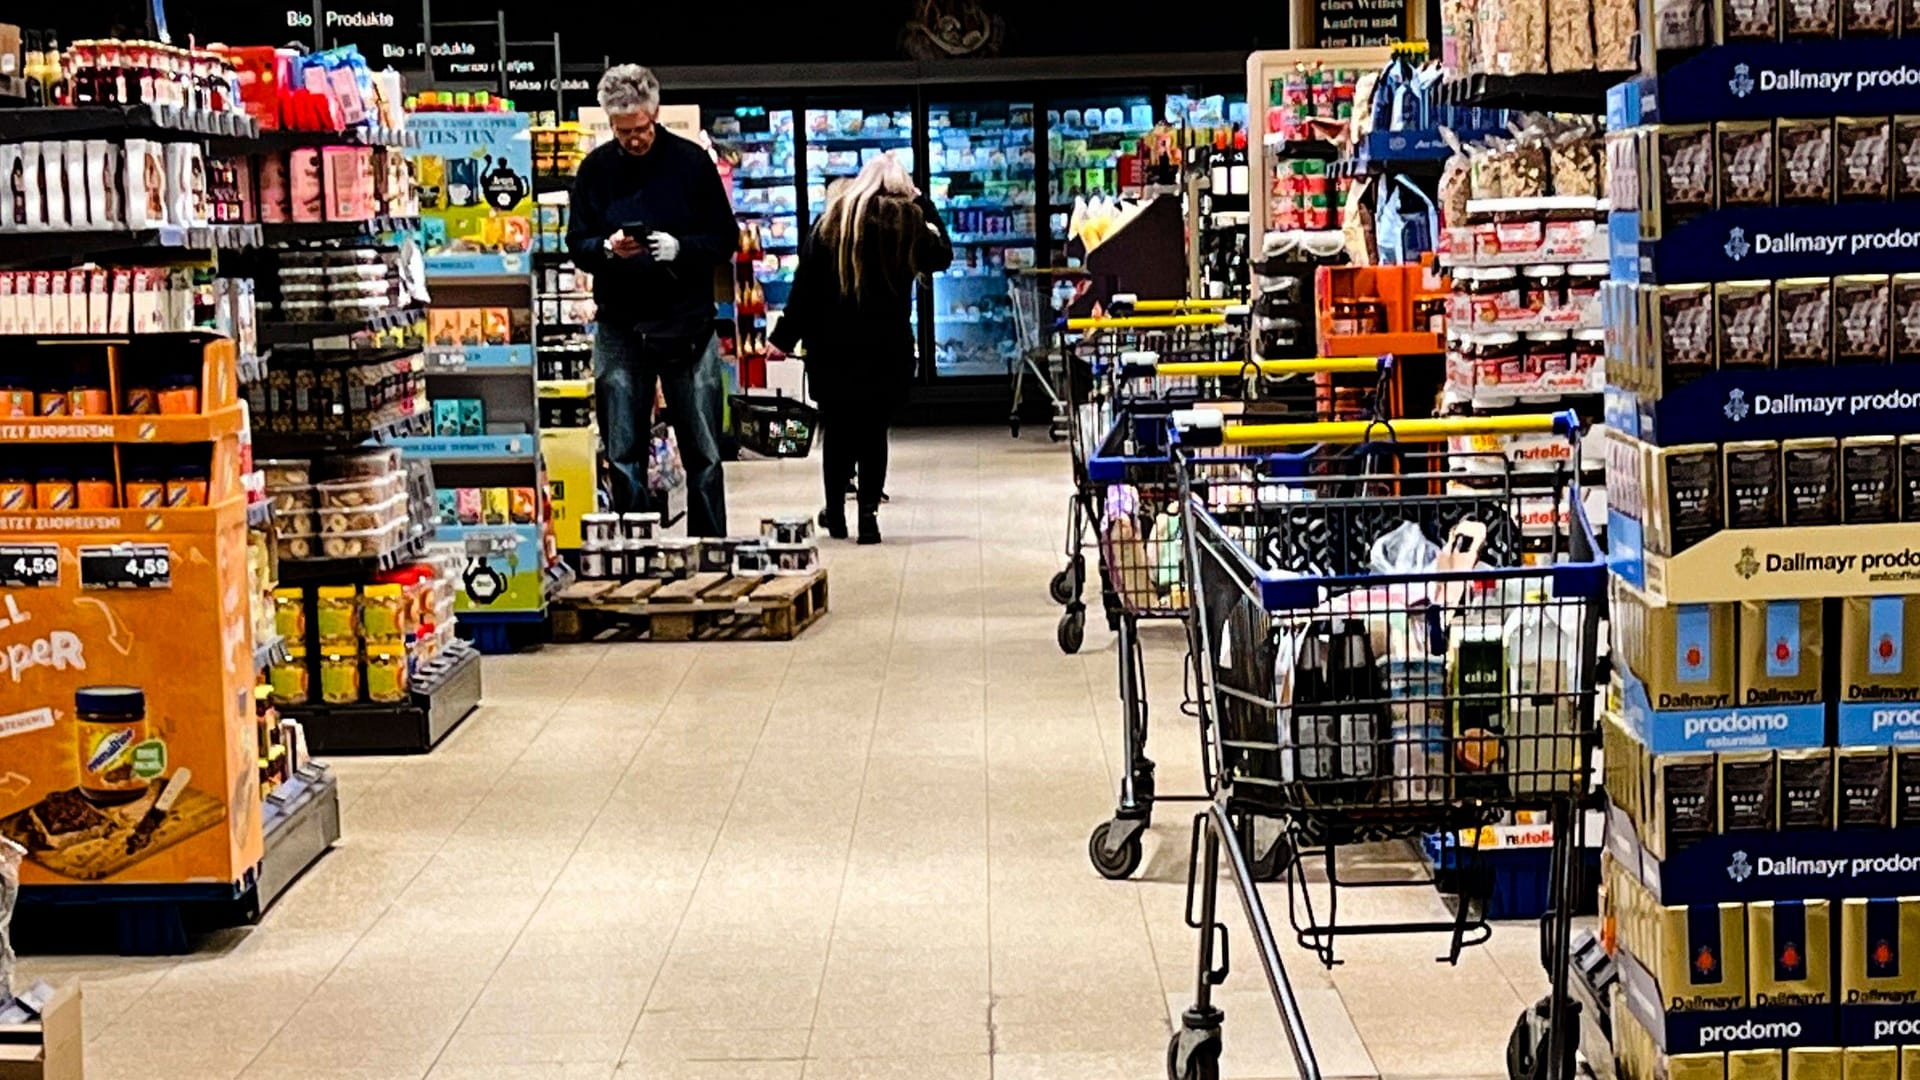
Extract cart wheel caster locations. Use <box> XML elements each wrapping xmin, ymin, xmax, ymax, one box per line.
<box><xmin>1049</xmin><ymin>568</ymin><xmax>1078</xmax><ymax>605</ymax></box>
<box><xmin>1088</xmin><ymin>820</ymin><xmax>1144</xmax><ymax>880</ymax></box>
<box><xmin>1252</xmin><ymin>833</ymin><xmax>1291</xmax><ymax>882</ymax></box>
<box><xmin>1049</xmin><ymin>426</ymin><xmax>1066</xmax><ymax>443</ymax></box>
<box><xmin>1011</xmin><ymin>418</ymin><xmax>1021</xmax><ymax>438</ymax></box>
<box><xmin>1057</xmin><ymin>606</ymin><xmax>1085</xmax><ymax>655</ymax></box>
<box><xmin>1506</xmin><ymin>995</ymin><xmax>1577</xmax><ymax>1080</ymax></box>
<box><xmin>1167</xmin><ymin>1029</ymin><xmax>1222</xmax><ymax>1080</ymax></box>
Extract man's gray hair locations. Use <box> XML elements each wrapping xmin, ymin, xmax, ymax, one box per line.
<box><xmin>598</xmin><ymin>64</ymin><xmax>660</xmax><ymax>115</ymax></box>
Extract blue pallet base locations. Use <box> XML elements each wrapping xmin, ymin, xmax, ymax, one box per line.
<box><xmin>1420</xmin><ymin>834</ymin><xmax>1600</xmax><ymax>921</ymax></box>
<box><xmin>459</xmin><ymin>611</ymin><xmax>546</xmax><ymax>654</ymax></box>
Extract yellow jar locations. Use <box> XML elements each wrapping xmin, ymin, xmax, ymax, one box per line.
<box><xmin>272</xmin><ymin>587</ymin><xmax>306</xmax><ymax>641</ymax></box>
<box><xmin>270</xmin><ymin>647</ymin><xmax>310</xmax><ymax>705</ymax></box>
<box><xmin>315</xmin><ymin>585</ymin><xmax>358</xmax><ymax>643</ymax></box>
<box><xmin>319</xmin><ymin>649</ymin><xmax>360</xmax><ymax>704</ymax></box>
<box><xmin>365</xmin><ymin>643</ymin><xmax>408</xmax><ymax>702</ymax></box>
<box><xmin>361</xmin><ymin>584</ymin><xmax>405</xmax><ymax>641</ymax></box>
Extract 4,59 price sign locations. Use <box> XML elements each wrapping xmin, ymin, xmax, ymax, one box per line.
<box><xmin>78</xmin><ymin>543</ymin><xmax>173</xmax><ymax>590</ymax></box>
<box><xmin>0</xmin><ymin>543</ymin><xmax>61</xmax><ymax>587</ymax></box>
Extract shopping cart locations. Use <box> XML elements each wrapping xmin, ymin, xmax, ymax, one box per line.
<box><xmin>1164</xmin><ymin>411</ymin><xmax>1604</xmax><ymax>1080</ymax></box>
<box><xmin>1052</xmin><ymin>307</ymin><xmax>1250</xmax><ymax>657</ymax></box>
<box><xmin>1006</xmin><ymin>268</ymin><xmax>1085</xmax><ymax>441</ymax></box>
<box><xmin>1081</xmin><ymin>354</ymin><xmax>1389</xmax><ymax>882</ymax></box>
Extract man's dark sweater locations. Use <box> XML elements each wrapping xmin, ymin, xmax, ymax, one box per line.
<box><xmin>566</xmin><ymin>129</ymin><xmax>737</xmax><ymax>341</ymax></box>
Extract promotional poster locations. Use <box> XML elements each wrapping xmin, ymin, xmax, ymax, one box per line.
<box><xmin>410</xmin><ymin>111</ymin><xmax>535</xmax><ymax>276</ymax></box>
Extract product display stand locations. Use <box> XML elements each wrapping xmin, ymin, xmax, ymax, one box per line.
<box><xmin>405</xmin><ymin>108</ymin><xmax>556</xmax><ymax>651</ymax></box>
<box><xmin>531</xmin><ymin>121</ymin><xmax>599</xmax><ymax>551</ymax></box>
<box><xmin>1592</xmin><ymin>32</ymin><xmax>1920</xmax><ymax>1080</ymax></box>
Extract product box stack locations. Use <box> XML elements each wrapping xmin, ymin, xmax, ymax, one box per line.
<box><xmin>1598</xmin><ymin>20</ymin><xmax>1920</xmax><ymax>1080</ymax></box>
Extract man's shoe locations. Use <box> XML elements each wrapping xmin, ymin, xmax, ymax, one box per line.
<box><xmin>857</xmin><ymin>512</ymin><xmax>881</xmax><ymax>545</ymax></box>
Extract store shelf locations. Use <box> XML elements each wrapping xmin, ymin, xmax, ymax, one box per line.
<box><xmin>255</xmin><ymin>408</ymin><xmax>428</xmax><ymax>455</ymax></box>
<box><xmin>0</xmin><ymin>103</ymin><xmax>258</xmax><ymax>141</ymax></box>
<box><xmin>808</xmin><ymin>133</ymin><xmax>911</xmax><ymax>148</ymax></box>
<box><xmin>948</xmin><ymin>233</ymin><xmax>1032</xmax><ymax>247</ymax></box>
<box><xmin>388</xmin><ymin>433</ymin><xmax>539</xmax><ymax>464</ymax></box>
<box><xmin>255</xmin><ymin>764</ymin><xmax>342</xmax><ymax>911</ymax></box>
<box><xmin>0</xmin><ymin>223</ymin><xmax>263</xmax><ymax>268</ymax></box>
<box><xmin>1612</xmin><ymin>40</ymin><xmax>1920</xmax><ymax>127</ymax></box>
<box><xmin>1258</xmin><ymin>134</ymin><xmax>1341</xmax><ymax>160</ymax></box>
<box><xmin>223</xmin><ymin>123</ymin><xmax>417</xmax><ymax>153</ymax></box>
<box><xmin>276</xmin><ymin>530</ymin><xmax>431</xmax><ymax>582</ymax></box>
<box><xmin>425</xmin><ymin>254</ymin><xmax>534</xmax><ymax>279</ymax></box>
<box><xmin>1438</xmin><ymin>70</ymin><xmax>1631</xmax><ymax>113</ymax></box>
<box><xmin>0</xmin><ymin>327</ymin><xmax>231</xmax><ymax>344</ymax></box>
<box><xmin>259</xmin><ymin>215</ymin><xmax>420</xmax><ymax>245</ymax></box>
<box><xmin>258</xmin><ymin>307</ymin><xmax>426</xmax><ymax>347</ymax></box>
<box><xmin>0</xmin><ymin>402</ymin><xmax>248</xmax><ymax>444</ymax></box>
<box><xmin>1613</xmin><ymin>201</ymin><xmax>1920</xmax><ymax>285</ymax></box>
<box><xmin>1613</xmin><ymin>517</ymin><xmax>1920</xmax><ymax>608</ymax></box>
<box><xmin>1607</xmin><ymin>362</ymin><xmax>1920</xmax><ymax>447</ymax></box>
<box><xmin>1320</xmin><ymin>331</ymin><xmax>1444</xmax><ymax>358</ymax></box>
<box><xmin>289</xmin><ymin>642</ymin><xmax>482</xmax><ymax>754</ymax></box>
<box><xmin>537</xmin><ymin>379</ymin><xmax>594</xmax><ymax>399</ymax></box>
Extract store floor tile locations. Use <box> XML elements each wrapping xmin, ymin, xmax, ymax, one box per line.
<box><xmin>21</xmin><ymin>427</ymin><xmax>1554</xmax><ymax>1080</ymax></box>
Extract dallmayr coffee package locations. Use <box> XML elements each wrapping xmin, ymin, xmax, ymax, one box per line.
<box><xmin>1785</xmin><ymin>1047</ymin><xmax>1843</xmax><ymax>1080</ymax></box>
<box><xmin>1894</xmin><ymin>274</ymin><xmax>1920</xmax><ymax>362</ymax></box>
<box><xmin>1668</xmin><ymin>1054</ymin><xmax>1726</xmax><ymax>1080</ymax></box>
<box><xmin>1781</xmin><ymin>438</ymin><xmax>1840</xmax><ymax>526</ymax></box>
<box><xmin>1720</xmin><ymin>751</ymin><xmax>1777</xmax><ymax>832</ymax></box>
<box><xmin>1778</xmin><ymin>747</ymin><xmax>1836</xmax><ymax>829</ymax></box>
<box><xmin>1832</xmin><ymin>275</ymin><xmax>1892</xmax><ymax>365</ymax></box>
<box><xmin>1841</xmin><ymin>1048</ymin><xmax>1900</xmax><ymax>1080</ymax></box>
<box><xmin>1716</xmin><ymin>282</ymin><xmax>1776</xmax><ymax>370</ymax></box>
<box><xmin>1778</xmin><ymin>118</ymin><xmax>1835</xmax><ymax>204</ymax></box>
<box><xmin>1836</xmin><ymin>118</ymin><xmax>1893</xmax><ymax>201</ymax></box>
<box><xmin>1901</xmin><ymin>434</ymin><xmax>1920</xmax><ymax>518</ymax></box>
<box><xmin>1647</xmin><ymin>601</ymin><xmax>1736</xmax><ymax>714</ymax></box>
<box><xmin>1652</xmin><ymin>445</ymin><xmax>1724</xmax><ymax>554</ymax></box>
<box><xmin>1841</xmin><ymin>594</ymin><xmax>1920</xmax><ymax>710</ymax></box>
<box><xmin>1739</xmin><ymin>599</ymin><xmax>1823</xmax><ymax>709</ymax></box>
<box><xmin>1726</xmin><ymin>1049</ymin><xmax>1784</xmax><ymax>1080</ymax></box>
<box><xmin>1840</xmin><ymin>896</ymin><xmax>1920</xmax><ymax>1005</ymax></box>
<box><xmin>1718</xmin><ymin>122</ymin><xmax>1774</xmax><ymax>208</ymax></box>
<box><xmin>1724</xmin><ymin>441</ymin><xmax>1782</xmax><ymax>528</ymax></box>
<box><xmin>1836</xmin><ymin>746</ymin><xmax>1893</xmax><ymax>828</ymax></box>
<box><xmin>1656</xmin><ymin>901</ymin><xmax>1748</xmax><ymax>1010</ymax></box>
<box><xmin>1657</xmin><ymin>752</ymin><xmax>1720</xmax><ymax>856</ymax></box>
<box><xmin>1776</xmin><ymin>278</ymin><xmax>1834</xmax><ymax>366</ymax></box>
<box><xmin>1747</xmin><ymin>898</ymin><xmax>1832</xmax><ymax>1006</ymax></box>
<box><xmin>1841</xmin><ymin>435</ymin><xmax>1898</xmax><ymax>523</ymax></box>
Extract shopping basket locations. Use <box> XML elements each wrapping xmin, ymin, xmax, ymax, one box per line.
<box><xmin>728</xmin><ymin>393</ymin><xmax>819</xmax><ymax>458</ymax></box>
<box><xmin>1006</xmin><ymin>268</ymin><xmax>1084</xmax><ymax>441</ymax></box>
<box><xmin>1165</xmin><ymin>411</ymin><xmax>1604</xmax><ymax>1080</ymax></box>
<box><xmin>1077</xmin><ymin>354</ymin><xmax>1389</xmax><ymax>883</ymax></box>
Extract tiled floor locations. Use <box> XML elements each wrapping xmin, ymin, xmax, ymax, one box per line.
<box><xmin>20</xmin><ymin>427</ymin><xmax>1553</xmax><ymax>1080</ymax></box>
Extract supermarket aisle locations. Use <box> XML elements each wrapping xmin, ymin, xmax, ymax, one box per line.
<box><xmin>22</xmin><ymin>427</ymin><xmax>1545</xmax><ymax>1080</ymax></box>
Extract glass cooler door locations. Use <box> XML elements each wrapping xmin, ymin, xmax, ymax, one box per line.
<box><xmin>926</xmin><ymin>98</ymin><xmax>1036</xmax><ymax>380</ymax></box>
<box><xmin>803</xmin><ymin>99</ymin><xmax>918</xmax><ymax>355</ymax></box>
<box><xmin>1044</xmin><ymin>90</ymin><xmax>1156</xmax><ymax>250</ymax></box>
<box><xmin>705</xmin><ymin>103</ymin><xmax>799</xmax><ymax>318</ymax></box>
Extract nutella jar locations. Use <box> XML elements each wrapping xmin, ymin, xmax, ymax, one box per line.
<box><xmin>1466</xmin><ymin>331</ymin><xmax>1522</xmax><ymax>386</ymax></box>
<box><xmin>1570</xmin><ymin>329</ymin><xmax>1605</xmax><ymax>380</ymax></box>
<box><xmin>1524</xmin><ymin>331</ymin><xmax>1572</xmax><ymax>399</ymax></box>
<box><xmin>1566</xmin><ymin>262</ymin><xmax>1607</xmax><ymax>318</ymax></box>
<box><xmin>1474</xmin><ymin>267</ymin><xmax>1522</xmax><ymax>326</ymax></box>
<box><xmin>1523</xmin><ymin>264</ymin><xmax>1566</xmax><ymax>317</ymax></box>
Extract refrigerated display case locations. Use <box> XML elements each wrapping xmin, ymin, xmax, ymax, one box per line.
<box><xmin>926</xmin><ymin>99</ymin><xmax>1036</xmax><ymax>379</ymax></box>
<box><xmin>706</xmin><ymin>103</ymin><xmax>799</xmax><ymax>315</ymax></box>
<box><xmin>803</xmin><ymin>100</ymin><xmax>918</xmax><ymax>361</ymax></box>
<box><xmin>1044</xmin><ymin>90</ymin><xmax>1155</xmax><ymax>246</ymax></box>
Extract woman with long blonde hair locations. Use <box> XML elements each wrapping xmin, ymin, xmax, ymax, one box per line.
<box><xmin>769</xmin><ymin>152</ymin><xmax>951</xmax><ymax>543</ymax></box>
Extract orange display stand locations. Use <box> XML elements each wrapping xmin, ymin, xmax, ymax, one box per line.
<box><xmin>1313</xmin><ymin>264</ymin><xmax>1448</xmax><ymax>358</ymax></box>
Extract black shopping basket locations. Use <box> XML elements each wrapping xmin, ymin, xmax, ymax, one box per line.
<box><xmin>729</xmin><ymin>393</ymin><xmax>819</xmax><ymax>458</ymax></box>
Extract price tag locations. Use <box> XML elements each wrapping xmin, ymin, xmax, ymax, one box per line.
<box><xmin>426</xmin><ymin>347</ymin><xmax>468</xmax><ymax>372</ymax></box>
<box><xmin>0</xmin><ymin>544</ymin><xmax>61</xmax><ymax>587</ymax></box>
<box><xmin>79</xmin><ymin>543</ymin><xmax>173</xmax><ymax>590</ymax></box>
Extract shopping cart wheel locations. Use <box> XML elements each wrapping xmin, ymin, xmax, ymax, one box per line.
<box><xmin>1049</xmin><ymin>567</ymin><xmax>1077</xmax><ymax>606</ymax></box>
<box><xmin>1167</xmin><ymin>1026</ymin><xmax>1222</xmax><ymax>1080</ymax></box>
<box><xmin>1088</xmin><ymin>819</ymin><xmax>1144</xmax><ymax>880</ymax></box>
<box><xmin>1048</xmin><ymin>423</ymin><xmax>1066</xmax><ymax>443</ymax></box>
<box><xmin>1506</xmin><ymin>995</ymin><xmax>1577</xmax><ymax>1080</ymax></box>
<box><xmin>1057</xmin><ymin>605</ymin><xmax>1086</xmax><ymax>655</ymax></box>
<box><xmin>1010</xmin><ymin>416</ymin><xmax>1021</xmax><ymax>437</ymax></box>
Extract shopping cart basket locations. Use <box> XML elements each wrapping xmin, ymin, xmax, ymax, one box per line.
<box><xmin>1053</xmin><ymin>307</ymin><xmax>1253</xmax><ymax>655</ymax></box>
<box><xmin>1080</xmin><ymin>355</ymin><xmax>1389</xmax><ymax>882</ymax></box>
<box><xmin>1006</xmin><ymin>268</ymin><xmax>1085</xmax><ymax>441</ymax></box>
<box><xmin>1165</xmin><ymin>411</ymin><xmax>1604</xmax><ymax>1080</ymax></box>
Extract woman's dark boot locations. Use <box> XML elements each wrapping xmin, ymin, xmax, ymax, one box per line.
<box><xmin>818</xmin><ymin>506</ymin><xmax>848</xmax><ymax>540</ymax></box>
<box><xmin>857</xmin><ymin>508</ymin><xmax>881</xmax><ymax>545</ymax></box>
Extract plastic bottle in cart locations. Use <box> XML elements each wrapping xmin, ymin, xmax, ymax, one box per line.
<box><xmin>1502</xmin><ymin>589</ymin><xmax>1581</xmax><ymax>797</ymax></box>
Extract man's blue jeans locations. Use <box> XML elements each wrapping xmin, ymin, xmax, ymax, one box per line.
<box><xmin>593</xmin><ymin>324</ymin><xmax>728</xmax><ymax>536</ymax></box>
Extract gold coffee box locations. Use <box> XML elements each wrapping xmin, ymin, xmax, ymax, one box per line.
<box><xmin>1724</xmin><ymin>439</ymin><xmax>1782</xmax><ymax>528</ymax></box>
<box><xmin>1782</xmin><ymin>438</ymin><xmax>1841</xmax><ymax>527</ymax></box>
<box><xmin>1719</xmin><ymin>751</ymin><xmax>1777</xmax><ymax>833</ymax></box>
<box><xmin>1841</xmin><ymin>1047</ymin><xmax>1898</xmax><ymax>1080</ymax></box>
<box><xmin>1787</xmin><ymin>1048</ymin><xmax>1843</xmax><ymax>1080</ymax></box>
<box><xmin>1747</xmin><ymin>899</ymin><xmax>1831</xmax><ymax>1006</ymax></box>
<box><xmin>1655</xmin><ymin>753</ymin><xmax>1719</xmax><ymax>858</ymax></box>
<box><xmin>1644</xmin><ymin>601</ymin><xmax>1736</xmax><ymax>714</ymax></box>
<box><xmin>1656</xmin><ymin>901</ymin><xmax>1747</xmax><ymax>1010</ymax></box>
<box><xmin>1670</xmin><ymin>1052</ymin><xmax>1727</xmax><ymax>1080</ymax></box>
<box><xmin>1836</xmin><ymin>746</ymin><xmax>1892</xmax><ymax>828</ymax></box>
<box><xmin>1896</xmin><ymin>748</ymin><xmax>1920</xmax><ymax>826</ymax></box>
<box><xmin>1727</xmin><ymin>1049</ymin><xmax>1784</xmax><ymax>1080</ymax></box>
<box><xmin>1777</xmin><ymin>748</ymin><xmax>1836</xmax><ymax>830</ymax></box>
<box><xmin>1841</xmin><ymin>435</ymin><xmax>1898</xmax><ymax>524</ymax></box>
<box><xmin>1902</xmin><ymin>1047</ymin><xmax>1920</xmax><ymax>1080</ymax></box>
<box><xmin>1840</xmin><ymin>595</ymin><xmax>1920</xmax><ymax>712</ymax></box>
<box><xmin>1840</xmin><ymin>897</ymin><xmax>1920</xmax><ymax>1005</ymax></box>
<box><xmin>1738</xmin><ymin>599</ymin><xmax>1824</xmax><ymax>709</ymax></box>
<box><xmin>1651</xmin><ymin>444</ymin><xmax>1725</xmax><ymax>555</ymax></box>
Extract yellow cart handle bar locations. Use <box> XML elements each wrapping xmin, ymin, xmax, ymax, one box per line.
<box><xmin>1126</xmin><ymin>298</ymin><xmax>1239</xmax><ymax>312</ymax></box>
<box><xmin>1172</xmin><ymin>408</ymin><xmax>1577</xmax><ymax>448</ymax></box>
<box><xmin>1067</xmin><ymin>312</ymin><xmax>1241</xmax><ymax>331</ymax></box>
<box><xmin>1147</xmin><ymin>357</ymin><xmax>1382</xmax><ymax>379</ymax></box>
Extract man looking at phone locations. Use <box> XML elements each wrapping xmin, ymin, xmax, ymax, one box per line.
<box><xmin>567</xmin><ymin>64</ymin><xmax>735</xmax><ymax>534</ymax></box>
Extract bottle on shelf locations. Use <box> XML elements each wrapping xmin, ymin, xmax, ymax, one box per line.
<box><xmin>22</xmin><ymin>31</ymin><xmax>46</xmax><ymax>106</ymax></box>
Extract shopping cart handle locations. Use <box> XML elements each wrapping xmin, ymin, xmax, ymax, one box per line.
<box><xmin>1174</xmin><ymin>409</ymin><xmax>1580</xmax><ymax>448</ymax></box>
<box><xmin>1155</xmin><ymin>356</ymin><xmax>1383</xmax><ymax>380</ymax></box>
<box><xmin>1119</xmin><ymin>350</ymin><xmax>1161</xmax><ymax>380</ymax></box>
<box><xmin>1170</xmin><ymin>408</ymin><xmax>1227</xmax><ymax>447</ymax></box>
<box><xmin>1109</xmin><ymin>292</ymin><xmax>1140</xmax><ymax>317</ymax></box>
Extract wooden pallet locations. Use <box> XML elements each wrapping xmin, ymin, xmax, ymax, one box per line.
<box><xmin>551</xmin><ymin>569</ymin><xmax>829</xmax><ymax>643</ymax></box>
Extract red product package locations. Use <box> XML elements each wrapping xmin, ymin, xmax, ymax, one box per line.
<box><xmin>215</xmin><ymin>46</ymin><xmax>291</xmax><ymax>131</ymax></box>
